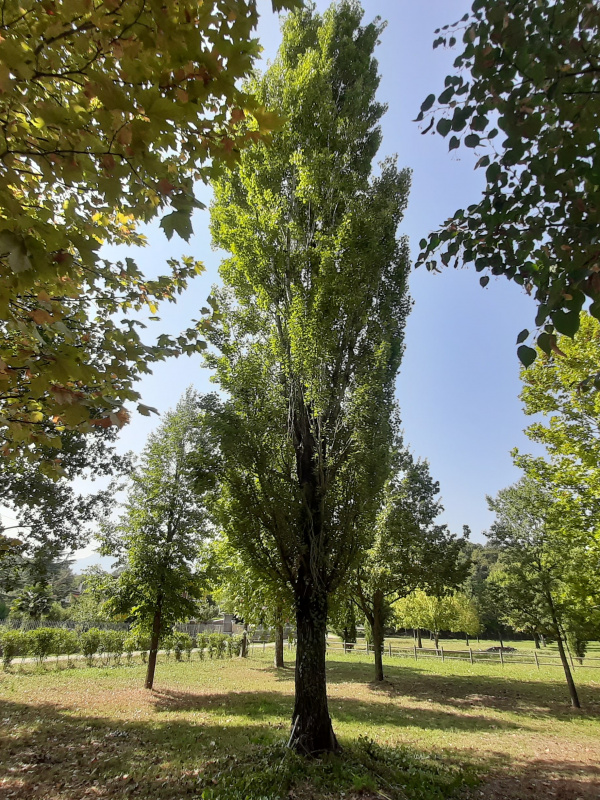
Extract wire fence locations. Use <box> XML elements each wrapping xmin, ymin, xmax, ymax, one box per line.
<box><xmin>324</xmin><ymin>640</ymin><xmax>600</xmax><ymax>669</ymax></box>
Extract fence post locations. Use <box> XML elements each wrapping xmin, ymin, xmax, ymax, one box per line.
<box><xmin>343</xmin><ymin>640</ymin><xmax>347</xmax><ymax>654</ymax></box>
<box><xmin>499</xmin><ymin>649</ymin><xmax>504</xmax><ymax>666</ymax></box>
<box><xmin>388</xmin><ymin>642</ymin><xmax>392</xmax><ymax>657</ymax></box>
<box><xmin>440</xmin><ymin>647</ymin><xmax>444</xmax><ymax>662</ymax></box>
<box><xmin>414</xmin><ymin>645</ymin><xmax>417</xmax><ymax>661</ymax></box>
<box><xmin>534</xmin><ymin>650</ymin><xmax>540</xmax><ymax>670</ymax></box>
<box><xmin>263</xmin><ymin>641</ymin><xmax>266</xmax><ymax>653</ymax></box>
<box><xmin>469</xmin><ymin>648</ymin><xmax>473</xmax><ymax>665</ymax></box>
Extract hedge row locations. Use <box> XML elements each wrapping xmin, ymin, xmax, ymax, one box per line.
<box><xmin>0</xmin><ymin>628</ymin><xmax>245</xmax><ymax>669</ymax></box>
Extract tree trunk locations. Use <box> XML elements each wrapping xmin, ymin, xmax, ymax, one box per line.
<box><xmin>434</xmin><ymin>632</ymin><xmax>439</xmax><ymax>649</ymax></box>
<box><xmin>466</xmin><ymin>633</ymin><xmax>469</xmax><ymax>646</ymax></box>
<box><xmin>240</xmin><ymin>627</ymin><xmax>248</xmax><ymax>658</ymax></box>
<box><xmin>533</xmin><ymin>631</ymin><xmax>540</xmax><ymax>649</ymax></box>
<box><xmin>372</xmin><ymin>590</ymin><xmax>384</xmax><ymax>682</ymax></box>
<box><xmin>274</xmin><ymin>623</ymin><xmax>285</xmax><ymax>668</ymax></box>
<box><xmin>145</xmin><ymin>598</ymin><xmax>163</xmax><ymax>690</ymax></box>
<box><xmin>546</xmin><ymin>590</ymin><xmax>580</xmax><ymax>709</ymax></box>
<box><xmin>289</xmin><ymin>586</ymin><xmax>339</xmax><ymax>755</ymax></box>
<box><xmin>498</xmin><ymin>631</ymin><xmax>504</xmax><ymax>648</ymax></box>
<box><xmin>416</xmin><ymin>628</ymin><xmax>422</xmax><ymax>649</ymax></box>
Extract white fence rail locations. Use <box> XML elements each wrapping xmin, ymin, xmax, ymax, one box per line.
<box><xmin>324</xmin><ymin>640</ymin><xmax>600</xmax><ymax>669</ymax></box>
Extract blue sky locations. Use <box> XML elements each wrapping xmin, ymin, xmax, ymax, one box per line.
<box><xmin>67</xmin><ymin>0</ymin><xmax>542</xmax><ymax>570</ymax></box>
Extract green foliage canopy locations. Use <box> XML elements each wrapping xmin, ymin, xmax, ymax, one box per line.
<box><xmin>0</xmin><ymin>0</ymin><xmax>297</xmax><ymax>466</ymax></box>
<box><xmin>416</xmin><ymin>1</ymin><xmax>600</xmax><ymax>364</ymax></box>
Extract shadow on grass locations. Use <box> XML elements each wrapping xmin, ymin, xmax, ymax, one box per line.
<box><xmin>151</xmin><ymin>687</ymin><xmax>530</xmax><ymax>734</ymax></box>
<box><xmin>0</xmin><ymin>697</ymin><xmax>475</xmax><ymax>800</ymax></box>
<box><xmin>317</xmin><ymin>657</ymin><xmax>600</xmax><ymax>719</ymax></box>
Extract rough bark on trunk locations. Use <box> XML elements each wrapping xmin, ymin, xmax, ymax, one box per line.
<box><xmin>546</xmin><ymin>590</ymin><xmax>580</xmax><ymax>709</ymax></box>
<box><xmin>145</xmin><ymin>598</ymin><xmax>163</xmax><ymax>690</ymax></box>
<box><xmin>372</xmin><ymin>590</ymin><xmax>384</xmax><ymax>682</ymax></box>
<box><xmin>289</xmin><ymin>586</ymin><xmax>339</xmax><ymax>755</ymax></box>
<box><xmin>274</xmin><ymin>623</ymin><xmax>285</xmax><ymax>668</ymax></box>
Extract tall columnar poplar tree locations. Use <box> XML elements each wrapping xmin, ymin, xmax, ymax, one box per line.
<box><xmin>206</xmin><ymin>1</ymin><xmax>411</xmax><ymax>753</ymax></box>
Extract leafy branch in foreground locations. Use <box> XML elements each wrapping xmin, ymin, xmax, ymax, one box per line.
<box><xmin>0</xmin><ymin>0</ymin><xmax>297</xmax><ymax>466</ymax></box>
<box><xmin>416</xmin><ymin>0</ymin><xmax>600</xmax><ymax>365</ymax></box>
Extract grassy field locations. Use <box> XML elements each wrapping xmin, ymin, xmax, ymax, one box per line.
<box><xmin>1</xmin><ymin>649</ymin><xmax>599</xmax><ymax>800</ymax></box>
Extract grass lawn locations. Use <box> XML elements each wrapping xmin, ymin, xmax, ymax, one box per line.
<box><xmin>1</xmin><ymin>649</ymin><xmax>599</xmax><ymax>799</ymax></box>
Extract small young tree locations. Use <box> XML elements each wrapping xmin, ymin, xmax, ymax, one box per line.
<box><xmin>208</xmin><ymin>538</ymin><xmax>294</xmax><ymax>668</ymax></box>
<box><xmin>352</xmin><ymin>452</ymin><xmax>469</xmax><ymax>680</ymax></box>
<box><xmin>394</xmin><ymin>591</ymin><xmax>459</xmax><ymax>650</ymax></box>
<box><xmin>11</xmin><ymin>584</ymin><xmax>53</xmax><ymax>621</ymax></box>
<box><xmin>488</xmin><ymin>477</ymin><xmax>588</xmax><ymax>708</ymax></box>
<box><xmin>99</xmin><ymin>389</ymin><xmax>213</xmax><ymax>690</ymax></box>
<box><xmin>451</xmin><ymin>593</ymin><xmax>482</xmax><ymax>646</ymax></box>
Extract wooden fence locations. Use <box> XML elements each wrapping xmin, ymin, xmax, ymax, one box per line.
<box><xmin>323</xmin><ymin>640</ymin><xmax>600</xmax><ymax>670</ymax></box>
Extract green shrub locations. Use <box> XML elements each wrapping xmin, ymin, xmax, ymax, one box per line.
<box><xmin>100</xmin><ymin>630</ymin><xmax>125</xmax><ymax>665</ymax></box>
<box><xmin>26</xmin><ymin>627</ymin><xmax>57</xmax><ymax>665</ymax></box>
<box><xmin>80</xmin><ymin>628</ymin><xmax>102</xmax><ymax>666</ymax></box>
<box><xmin>58</xmin><ymin>629</ymin><xmax>80</xmax><ymax>665</ymax></box>
<box><xmin>172</xmin><ymin>632</ymin><xmax>193</xmax><ymax>661</ymax></box>
<box><xmin>137</xmin><ymin>633</ymin><xmax>150</xmax><ymax>663</ymax></box>
<box><xmin>124</xmin><ymin>634</ymin><xmax>137</xmax><ymax>664</ymax></box>
<box><xmin>162</xmin><ymin>634</ymin><xmax>174</xmax><ymax>660</ymax></box>
<box><xmin>207</xmin><ymin>633</ymin><xmax>227</xmax><ymax>659</ymax></box>
<box><xmin>196</xmin><ymin>633</ymin><xmax>206</xmax><ymax>660</ymax></box>
<box><xmin>1</xmin><ymin>629</ymin><xmax>27</xmax><ymax>669</ymax></box>
<box><xmin>206</xmin><ymin>634</ymin><xmax>216</xmax><ymax>659</ymax></box>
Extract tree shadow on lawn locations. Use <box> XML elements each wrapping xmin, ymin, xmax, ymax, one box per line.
<box><xmin>151</xmin><ymin>687</ymin><xmax>530</xmax><ymax>734</ymax></box>
<box><xmin>465</xmin><ymin>758</ymin><xmax>600</xmax><ymax>800</ymax></box>
<box><xmin>0</xmin><ymin>696</ymin><xmax>484</xmax><ymax>800</ymax></box>
<box><xmin>1</xmin><ymin>693</ymin><xmax>598</xmax><ymax>800</ymax></box>
<box><xmin>316</xmin><ymin>657</ymin><xmax>600</xmax><ymax>720</ymax></box>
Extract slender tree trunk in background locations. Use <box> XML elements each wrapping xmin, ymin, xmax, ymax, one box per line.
<box><xmin>145</xmin><ymin>596</ymin><xmax>163</xmax><ymax>690</ymax></box>
<box><xmin>240</xmin><ymin>627</ymin><xmax>248</xmax><ymax>658</ymax></box>
<box><xmin>274</xmin><ymin>621</ymin><xmax>285</xmax><ymax>668</ymax></box>
<box><xmin>534</xmin><ymin>631</ymin><xmax>540</xmax><ymax>649</ymax></box>
<box><xmin>434</xmin><ymin>632</ymin><xmax>439</xmax><ymax>649</ymax></box>
<box><xmin>541</xmin><ymin>634</ymin><xmax>546</xmax><ymax>647</ymax></box>
<box><xmin>546</xmin><ymin>590</ymin><xmax>581</xmax><ymax>709</ymax></box>
<box><xmin>289</xmin><ymin>581</ymin><xmax>339</xmax><ymax>755</ymax></box>
<box><xmin>498</xmin><ymin>631</ymin><xmax>504</xmax><ymax>649</ymax></box>
<box><xmin>372</xmin><ymin>590</ymin><xmax>385</xmax><ymax>682</ymax></box>
<box><xmin>466</xmin><ymin>633</ymin><xmax>470</xmax><ymax>646</ymax></box>
<box><xmin>416</xmin><ymin>628</ymin><xmax>422</xmax><ymax>649</ymax></box>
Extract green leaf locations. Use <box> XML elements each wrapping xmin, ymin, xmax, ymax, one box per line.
<box><xmin>517</xmin><ymin>345</ymin><xmax>537</xmax><ymax>367</ymax></box>
<box><xmin>421</xmin><ymin>94</ymin><xmax>436</xmax><ymax>112</ymax></box>
<box><xmin>516</xmin><ymin>328</ymin><xmax>529</xmax><ymax>344</ymax></box>
<box><xmin>464</xmin><ymin>133</ymin><xmax>480</xmax><ymax>148</ymax></box>
<box><xmin>480</xmin><ymin>275</ymin><xmax>489</xmax><ymax>287</ymax></box>
<box><xmin>436</xmin><ymin>118</ymin><xmax>452</xmax><ymax>136</ymax></box>
<box><xmin>449</xmin><ymin>135</ymin><xmax>460</xmax><ymax>150</ymax></box>
<box><xmin>159</xmin><ymin>211</ymin><xmax>194</xmax><ymax>242</ymax></box>
<box><xmin>552</xmin><ymin>310</ymin><xmax>579</xmax><ymax>337</ymax></box>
